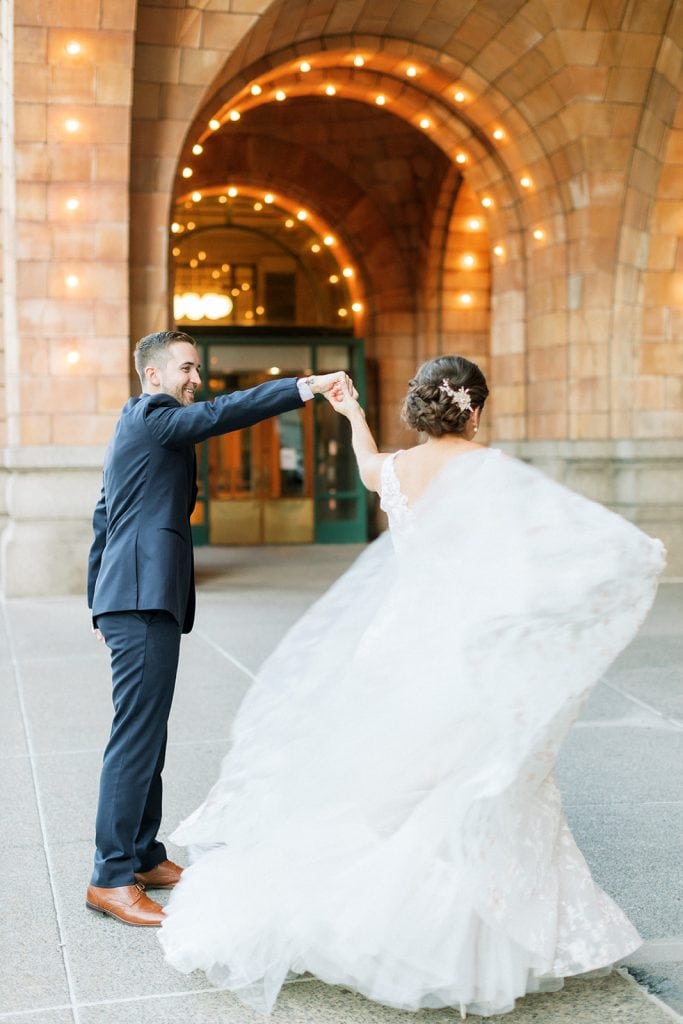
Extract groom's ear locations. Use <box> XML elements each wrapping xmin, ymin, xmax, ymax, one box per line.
<box><xmin>144</xmin><ymin>364</ymin><xmax>161</xmax><ymax>387</ymax></box>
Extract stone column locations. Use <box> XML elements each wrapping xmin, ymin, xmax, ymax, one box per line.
<box><xmin>0</xmin><ymin>2</ymin><xmax>135</xmax><ymax>596</ymax></box>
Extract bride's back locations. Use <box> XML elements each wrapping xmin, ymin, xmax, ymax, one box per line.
<box><xmin>391</xmin><ymin>439</ymin><xmax>484</xmax><ymax>507</ymax></box>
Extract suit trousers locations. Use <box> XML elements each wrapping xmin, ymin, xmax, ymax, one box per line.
<box><xmin>91</xmin><ymin>609</ymin><xmax>182</xmax><ymax>887</ymax></box>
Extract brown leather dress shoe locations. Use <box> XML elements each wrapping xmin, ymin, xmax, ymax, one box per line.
<box><xmin>86</xmin><ymin>883</ymin><xmax>164</xmax><ymax>926</ymax></box>
<box><xmin>134</xmin><ymin>858</ymin><xmax>183</xmax><ymax>889</ymax></box>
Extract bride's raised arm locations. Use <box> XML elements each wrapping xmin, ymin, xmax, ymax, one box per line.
<box><xmin>324</xmin><ymin>380</ymin><xmax>387</xmax><ymax>494</ymax></box>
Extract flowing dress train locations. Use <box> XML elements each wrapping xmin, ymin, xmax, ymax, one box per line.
<box><xmin>159</xmin><ymin>448</ymin><xmax>665</xmax><ymax>1017</ymax></box>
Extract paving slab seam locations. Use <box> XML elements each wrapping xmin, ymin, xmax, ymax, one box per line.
<box><xmin>618</xmin><ymin>968</ymin><xmax>683</xmax><ymax>1022</ymax></box>
<box><xmin>193</xmin><ymin>627</ymin><xmax>256</xmax><ymax>680</ymax></box>
<box><xmin>1</xmin><ymin>599</ymin><xmax>81</xmax><ymax>1024</ymax></box>
<box><xmin>72</xmin><ymin>986</ymin><xmax>219</xmax><ymax>1011</ymax></box>
<box><xmin>602</xmin><ymin>679</ymin><xmax>683</xmax><ymax>731</ymax></box>
<box><xmin>0</xmin><ymin>1006</ymin><xmax>72</xmax><ymax>1021</ymax></box>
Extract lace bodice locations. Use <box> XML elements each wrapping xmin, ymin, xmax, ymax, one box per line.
<box><xmin>379</xmin><ymin>452</ymin><xmax>416</xmax><ymax>541</ymax></box>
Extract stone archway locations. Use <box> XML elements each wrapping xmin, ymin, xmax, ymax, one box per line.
<box><xmin>131</xmin><ymin>3</ymin><xmax>576</xmax><ymax>446</ymax></box>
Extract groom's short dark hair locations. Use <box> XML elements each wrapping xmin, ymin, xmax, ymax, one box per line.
<box><xmin>134</xmin><ymin>330</ymin><xmax>196</xmax><ymax>386</ymax></box>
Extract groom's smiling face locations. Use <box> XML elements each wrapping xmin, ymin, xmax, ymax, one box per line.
<box><xmin>156</xmin><ymin>342</ymin><xmax>202</xmax><ymax>406</ymax></box>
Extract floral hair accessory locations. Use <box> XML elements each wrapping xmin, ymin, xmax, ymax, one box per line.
<box><xmin>438</xmin><ymin>379</ymin><xmax>472</xmax><ymax>412</ymax></box>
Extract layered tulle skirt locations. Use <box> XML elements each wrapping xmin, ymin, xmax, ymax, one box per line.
<box><xmin>159</xmin><ymin>450</ymin><xmax>664</xmax><ymax>1016</ymax></box>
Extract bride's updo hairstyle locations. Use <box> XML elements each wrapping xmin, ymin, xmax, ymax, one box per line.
<box><xmin>402</xmin><ymin>355</ymin><xmax>489</xmax><ymax>437</ymax></box>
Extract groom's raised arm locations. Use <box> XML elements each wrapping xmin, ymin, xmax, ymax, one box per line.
<box><xmin>142</xmin><ymin>377</ymin><xmax>304</xmax><ymax>447</ymax></box>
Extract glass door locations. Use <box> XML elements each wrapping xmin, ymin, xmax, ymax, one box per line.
<box><xmin>190</xmin><ymin>335</ymin><xmax>367</xmax><ymax>545</ymax></box>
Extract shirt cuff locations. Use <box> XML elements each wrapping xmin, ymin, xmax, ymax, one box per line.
<box><xmin>297</xmin><ymin>378</ymin><xmax>315</xmax><ymax>402</ymax></box>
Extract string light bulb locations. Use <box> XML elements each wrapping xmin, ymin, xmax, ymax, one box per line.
<box><xmin>64</xmin><ymin>118</ymin><xmax>80</xmax><ymax>133</ymax></box>
<box><xmin>250</xmin><ymin>83</ymin><xmax>262</xmax><ymax>95</ymax></box>
<box><xmin>228</xmin><ymin>110</ymin><xmax>240</xmax><ymax>122</ymax></box>
<box><xmin>227</xmin><ymin>187</ymin><xmax>238</xmax><ymax>197</ymax></box>
<box><xmin>65</xmin><ymin>41</ymin><xmax>81</xmax><ymax>56</ymax></box>
<box><xmin>453</xmin><ymin>89</ymin><xmax>466</xmax><ymax>102</ymax></box>
<box><xmin>533</xmin><ymin>228</ymin><xmax>545</xmax><ymax>240</ymax></box>
<box><xmin>520</xmin><ymin>176</ymin><xmax>532</xmax><ymax>189</ymax></box>
<box><xmin>481</xmin><ymin>196</ymin><xmax>493</xmax><ymax>208</ymax></box>
<box><xmin>406</xmin><ymin>66</ymin><xmax>417</xmax><ymax>77</ymax></box>
<box><xmin>65</xmin><ymin>197</ymin><xmax>80</xmax><ymax>211</ymax></box>
<box><xmin>191</xmin><ymin>191</ymin><xmax>202</xmax><ymax>202</ymax></box>
<box><xmin>65</xmin><ymin>274</ymin><xmax>79</xmax><ymax>288</ymax></box>
<box><xmin>299</xmin><ymin>61</ymin><xmax>311</xmax><ymax>73</ymax></box>
<box><xmin>353</xmin><ymin>55</ymin><xmax>365</xmax><ymax>67</ymax></box>
<box><xmin>493</xmin><ymin>244</ymin><xmax>505</xmax><ymax>256</ymax></box>
<box><xmin>325</xmin><ymin>85</ymin><xmax>337</xmax><ymax>96</ymax></box>
<box><xmin>275</xmin><ymin>90</ymin><xmax>287</xmax><ymax>101</ymax></box>
<box><xmin>351</xmin><ymin>302</ymin><xmax>363</xmax><ymax>312</ymax></box>
<box><xmin>492</xmin><ymin>128</ymin><xmax>505</xmax><ymax>141</ymax></box>
<box><xmin>66</xmin><ymin>349</ymin><xmax>80</xmax><ymax>364</ymax></box>
<box><xmin>455</xmin><ymin>152</ymin><xmax>467</xmax><ymax>165</ymax></box>
<box><xmin>181</xmin><ymin>167</ymin><xmax>193</xmax><ymax>178</ymax></box>
<box><xmin>459</xmin><ymin>293</ymin><xmax>473</xmax><ymax>305</ymax></box>
<box><xmin>375</xmin><ymin>94</ymin><xmax>386</xmax><ymax>106</ymax></box>
<box><xmin>192</xmin><ymin>144</ymin><xmax>203</xmax><ymax>155</ymax></box>
<box><xmin>462</xmin><ymin>254</ymin><xmax>476</xmax><ymax>268</ymax></box>
<box><xmin>209</xmin><ymin>118</ymin><xmax>220</xmax><ymax>130</ymax></box>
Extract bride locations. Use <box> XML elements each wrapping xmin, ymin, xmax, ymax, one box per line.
<box><xmin>159</xmin><ymin>355</ymin><xmax>665</xmax><ymax>1018</ymax></box>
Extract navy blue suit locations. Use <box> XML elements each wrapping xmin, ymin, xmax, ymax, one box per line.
<box><xmin>88</xmin><ymin>378</ymin><xmax>304</xmax><ymax>886</ymax></box>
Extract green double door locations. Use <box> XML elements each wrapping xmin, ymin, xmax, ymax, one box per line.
<box><xmin>190</xmin><ymin>335</ymin><xmax>367</xmax><ymax>545</ymax></box>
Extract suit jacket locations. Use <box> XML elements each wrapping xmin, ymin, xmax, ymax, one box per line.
<box><xmin>87</xmin><ymin>378</ymin><xmax>304</xmax><ymax>633</ymax></box>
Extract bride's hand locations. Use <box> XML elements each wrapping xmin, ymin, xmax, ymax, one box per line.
<box><xmin>324</xmin><ymin>377</ymin><xmax>360</xmax><ymax>417</ymax></box>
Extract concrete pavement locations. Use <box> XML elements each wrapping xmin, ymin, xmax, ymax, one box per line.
<box><xmin>1</xmin><ymin>544</ymin><xmax>681</xmax><ymax>1024</ymax></box>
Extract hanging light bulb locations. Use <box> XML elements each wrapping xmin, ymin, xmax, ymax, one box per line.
<box><xmin>203</xmin><ymin>293</ymin><xmax>233</xmax><ymax>320</ymax></box>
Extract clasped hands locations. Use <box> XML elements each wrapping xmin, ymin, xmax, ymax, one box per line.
<box><xmin>309</xmin><ymin>371</ymin><xmax>359</xmax><ymax>415</ymax></box>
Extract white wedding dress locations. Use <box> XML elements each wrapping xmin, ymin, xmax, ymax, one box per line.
<box><xmin>160</xmin><ymin>448</ymin><xmax>665</xmax><ymax>1017</ymax></box>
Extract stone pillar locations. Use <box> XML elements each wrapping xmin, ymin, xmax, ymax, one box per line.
<box><xmin>1</xmin><ymin>446</ymin><xmax>104</xmax><ymax>596</ymax></box>
<box><xmin>0</xmin><ymin>2</ymin><xmax>135</xmax><ymax>595</ymax></box>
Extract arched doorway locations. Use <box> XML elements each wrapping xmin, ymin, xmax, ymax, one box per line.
<box><xmin>169</xmin><ymin>187</ymin><xmax>369</xmax><ymax>544</ymax></box>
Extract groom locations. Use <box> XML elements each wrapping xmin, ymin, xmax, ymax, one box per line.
<box><xmin>86</xmin><ymin>329</ymin><xmax>351</xmax><ymax>925</ymax></box>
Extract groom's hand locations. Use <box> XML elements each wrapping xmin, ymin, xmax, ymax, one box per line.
<box><xmin>307</xmin><ymin>371</ymin><xmax>357</xmax><ymax>398</ymax></box>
